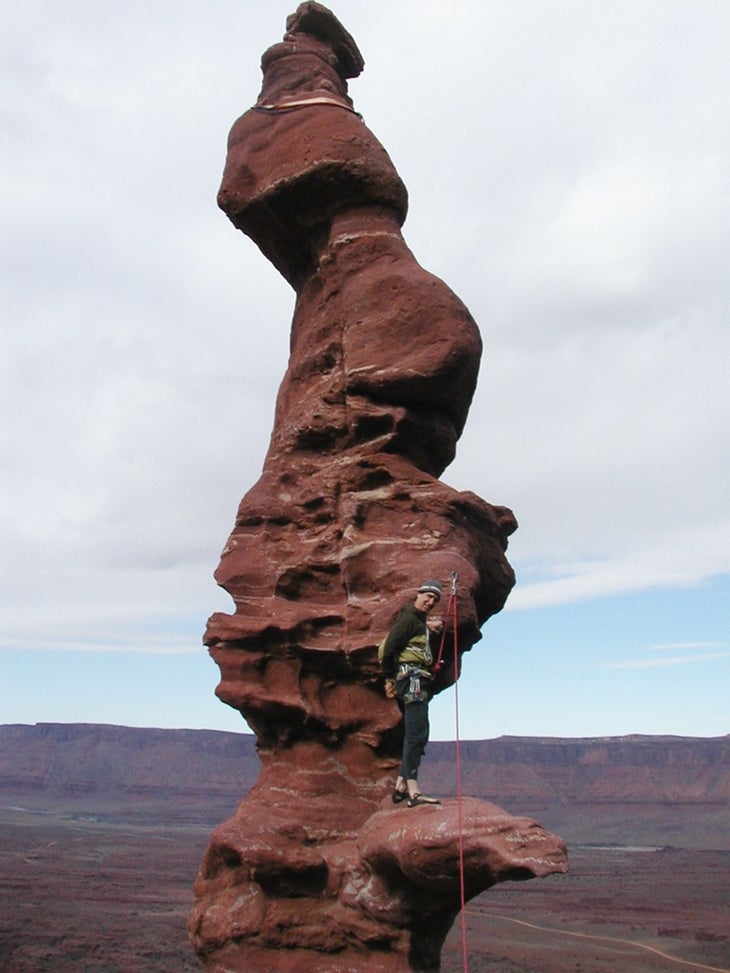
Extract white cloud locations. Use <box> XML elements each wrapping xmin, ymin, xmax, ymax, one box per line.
<box><xmin>592</xmin><ymin>651</ymin><xmax>730</xmax><ymax>671</ymax></box>
<box><xmin>560</xmin><ymin>642</ymin><xmax>729</xmax><ymax>673</ymax></box>
<box><xmin>2</xmin><ymin>0</ymin><xmax>729</xmax><ymax>668</ymax></box>
<box><xmin>643</xmin><ymin>642</ymin><xmax>727</xmax><ymax>653</ymax></box>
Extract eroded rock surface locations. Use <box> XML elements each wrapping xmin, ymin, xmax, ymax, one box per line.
<box><xmin>190</xmin><ymin>4</ymin><xmax>566</xmax><ymax>970</ymax></box>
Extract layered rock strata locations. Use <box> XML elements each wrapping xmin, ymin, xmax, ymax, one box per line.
<box><xmin>190</xmin><ymin>4</ymin><xmax>567</xmax><ymax>970</ymax></box>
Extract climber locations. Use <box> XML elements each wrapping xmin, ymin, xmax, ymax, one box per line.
<box><xmin>381</xmin><ymin>579</ymin><xmax>444</xmax><ymax>807</ymax></box>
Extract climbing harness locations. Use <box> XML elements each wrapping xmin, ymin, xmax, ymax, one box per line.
<box><xmin>396</xmin><ymin>663</ymin><xmax>430</xmax><ymax>704</ymax></box>
<box><xmin>434</xmin><ymin>571</ymin><xmax>469</xmax><ymax>973</ymax></box>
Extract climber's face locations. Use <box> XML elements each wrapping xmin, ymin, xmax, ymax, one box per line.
<box><xmin>414</xmin><ymin>591</ymin><xmax>439</xmax><ymax>613</ymax></box>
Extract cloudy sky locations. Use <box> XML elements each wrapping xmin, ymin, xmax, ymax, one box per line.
<box><xmin>2</xmin><ymin>0</ymin><xmax>728</xmax><ymax>741</ymax></box>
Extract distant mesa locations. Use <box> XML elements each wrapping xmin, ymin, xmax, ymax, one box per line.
<box><xmin>190</xmin><ymin>4</ymin><xmax>563</xmax><ymax>972</ymax></box>
<box><xmin>2</xmin><ymin>723</ymin><xmax>728</xmax><ymax>838</ymax></box>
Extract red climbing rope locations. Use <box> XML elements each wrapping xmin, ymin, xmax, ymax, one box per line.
<box><xmin>435</xmin><ymin>572</ymin><xmax>469</xmax><ymax>972</ymax></box>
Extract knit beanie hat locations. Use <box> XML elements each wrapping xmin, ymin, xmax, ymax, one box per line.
<box><xmin>417</xmin><ymin>579</ymin><xmax>442</xmax><ymax>600</ymax></box>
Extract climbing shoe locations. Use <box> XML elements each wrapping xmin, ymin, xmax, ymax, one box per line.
<box><xmin>407</xmin><ymin>793</ymin><xmax>441</xmax><ymax>807</ymax></box>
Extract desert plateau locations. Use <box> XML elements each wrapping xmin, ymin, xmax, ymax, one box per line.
<box><xmin>1</xmin><ymin>724</ymin><xmax>729</xmax><ymax>971</ymax></box>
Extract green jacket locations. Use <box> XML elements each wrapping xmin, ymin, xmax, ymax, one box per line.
<box><xmin>380</xmin><ymin>604</ymin><xmax>433</xmax><ymax>679</ymax></box>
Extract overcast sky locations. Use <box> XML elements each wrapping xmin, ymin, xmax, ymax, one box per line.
<box><xmin>2</xmin><ymin>0</ymin><xmax>728</xmax><ymax>741</ymax></box>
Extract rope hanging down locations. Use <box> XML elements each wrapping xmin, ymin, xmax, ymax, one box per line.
<box><xmin>434</xmin><ymin>571</ymin><xmax>469</xmax><ymax>973</ymax></box>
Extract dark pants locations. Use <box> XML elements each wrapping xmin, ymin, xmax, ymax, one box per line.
<box><xmin>399</xmin><ymin>699</ymin><xmax>430</xmax><ymax>781</ymax></box>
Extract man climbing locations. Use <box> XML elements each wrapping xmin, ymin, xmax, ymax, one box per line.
<box><xmin>381</xmin><ymin>579</ymin><xmax>444</xmax><ymax>807</ymax></box>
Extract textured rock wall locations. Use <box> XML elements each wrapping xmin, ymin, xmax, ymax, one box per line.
<box><xmin>189</xmin><ymin>5</ymin><xmax>566</xmax><ymax>971</ymax></box>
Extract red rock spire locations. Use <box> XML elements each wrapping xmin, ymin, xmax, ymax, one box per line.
<box><xmin>190</xmin><ymin>6</ymin><xmax>564</xmax><ymax>971</ymax></box>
